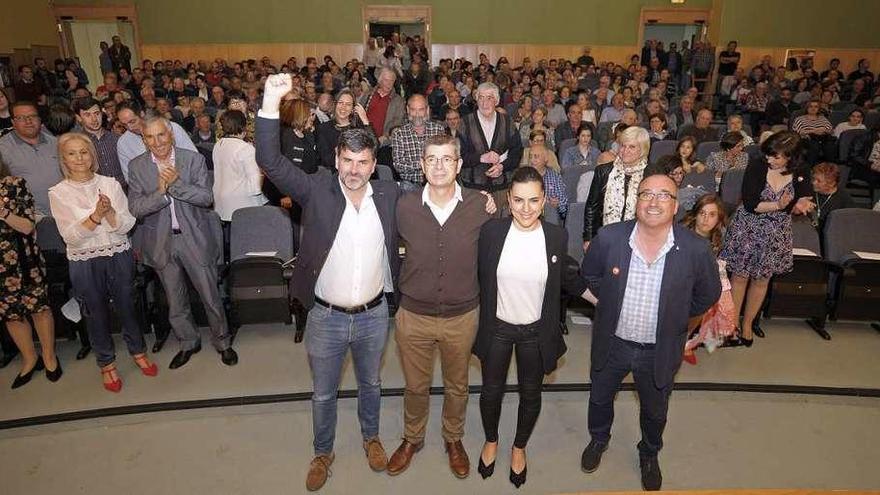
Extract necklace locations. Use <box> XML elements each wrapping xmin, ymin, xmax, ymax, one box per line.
<box><xmin>814</xmin><ymin>191</ymin><xmax>834</xmax><ymax>219</ymax></box>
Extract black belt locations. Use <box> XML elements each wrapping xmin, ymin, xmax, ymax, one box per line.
<box><xmin>614</xmin><ymin>335</ymin><xmax>656</xmax><ymax>349</ymax></box>
<box><xmin>172</xmin><ymin>228</ymin><xmax>182</xmax><ymax>235</ymax></box>
<box><xmin>314</xmin><ymin>293</ymin><xmax>383</xmax><ymax>314</ymax></box>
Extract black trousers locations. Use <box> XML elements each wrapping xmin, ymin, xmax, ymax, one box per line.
<box><xmin>479</xmin><ymin>319</ymin><xmax>545</xmax><ymax>449</ymax></box>
<box><xmin>588</xmin><ymin>335</ymin><xmax>673</xmax><ymax>457</ymax></box>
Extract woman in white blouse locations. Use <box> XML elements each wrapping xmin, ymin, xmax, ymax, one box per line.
<box><xmin>49</xmin><ymin>133</ymin><xmax>157</xmax><ymax>392</ymax></box>
<box><xmin>213</xmin><ymin>109</ymin><xmax>269</xmax><ymax>223</ymax></box>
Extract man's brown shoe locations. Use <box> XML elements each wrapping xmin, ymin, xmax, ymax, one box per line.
<box><xmin>363</xmin><ymin>437</ymin><xmax>388</xmax><ymax>472</ymax></box>
<box><xmin>305</xmin><ymin>453</ymin><xmax>334</xmax><ymax>491</ymax></box>
<box><xmin>386</xmin><ymin>439</ymin><xmax>423</xmax><ymax>476</ymax></box>
<box><xmin>445</xmin><ymin>440</ymin><xmax>471</xmax><ymax>479</ymax></box>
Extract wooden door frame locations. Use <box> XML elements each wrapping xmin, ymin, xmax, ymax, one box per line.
<box><xmin>50</xmin><ymin>3</ymin><xmax>142</xmax><ymax>62</ymax></box>
<box><xmin>362</xmin><ymin>5</ymin><xmax>432</xmax><ymax>54</ymax></box>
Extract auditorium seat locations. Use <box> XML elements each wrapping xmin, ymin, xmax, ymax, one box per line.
<box><xmin>648</xmin><ymin>139</ymin><xmax>677</xmax><ymax>167</ymax></box>
<box><xmin>822</xmin><ymin>208</ymin><xmax>880</xmax><ymax>324</ymax></box>
<box><xmin>227</xmin><ymin>206</ymin><xmax>296</xmax><ymax>331</ymax></box>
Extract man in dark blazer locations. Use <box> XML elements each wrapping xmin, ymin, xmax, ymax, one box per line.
<box><xmin>127</xmin><ymin>117</ymin><xmax>238</xmax><ymax>370</ymax></box>
<box><xmin>256</xmin><ymin>74</ymin><xmax>400</xmax><ymax>492</ymax></box>
<box><xmin>579</xmin><ymin>174</ymin><xmax>721</xmax><ymax>491</ymax></box>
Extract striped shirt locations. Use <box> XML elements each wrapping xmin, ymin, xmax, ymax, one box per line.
<box><xmin>84</xmin><ymin>128</ymin><xmax>128</xmax><ymax>190</ymax></box>
<box><xmin>792</xmin><ymin>115</ymin><xmax>832</xmax><ymax>136</ymax></box>
<box><xmin>615</xmin><ymin>225</ymin><xmax>675</xmax><ymax>344</ymax></box>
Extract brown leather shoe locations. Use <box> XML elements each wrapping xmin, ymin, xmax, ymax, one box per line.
<box><xmin>363</xmin><ymin>437</ymin><xmax>388</xmax><ymax>472</ymax></box>
<box><xmin>445</xmin><ymin>440</ymin><xmax>471</xmax><ymax>479</ymax></box>
<box><xmin>305</xmin><ymin>453</ymin><xmax>334</xmax><ymax>491</ymax></box>
<box><xmin>386</xmin><ymin>439</ymin><xmax>423</xmax><ymax>476</ymax></box>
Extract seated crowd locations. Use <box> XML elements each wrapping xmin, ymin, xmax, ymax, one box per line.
<box><xmin>0</xmin><ymin>34</ymin><xmax>878</xmax><ymax>492</ymax></box>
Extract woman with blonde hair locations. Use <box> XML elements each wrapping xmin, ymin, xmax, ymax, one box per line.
<box><xmin>582</xmin><ymin>126</ymin><xmax>663</xmax><ymax>250</ymax></box>
<box><xmin>48</xmin><ymin>132</ymin><xmax>155</xmax><ymax>392</ymax></box>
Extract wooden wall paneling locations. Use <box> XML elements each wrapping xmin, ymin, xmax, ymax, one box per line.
<box><xmin>735</xmin><ymin>47</ymin><xmax>880</xmax><ymax>75</ymax></box>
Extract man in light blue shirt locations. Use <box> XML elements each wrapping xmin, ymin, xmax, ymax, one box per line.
<box><xmin>116</xmin><ymin>101</ymin><xmax>197</xmax><ymax>182</ymax></box>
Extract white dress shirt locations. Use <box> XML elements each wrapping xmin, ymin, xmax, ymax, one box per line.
<box><xmin>421</xmin><ymin>183</ymin><xmax>462</xmax><ymax>226</ymax></box>
<box><xmin>496</xmin><ymin>223</ymin><xmax>548</xmax><ymax>325</ymax></box>
<box><xmin>48</xmin><ymin>174</ymin><xmax>136</xmax><ymax>261</ymax></box>
<box><xmin>314</xmin><ymin>182</ymin><xmax>391</xmax><ymax>307</ymax></box>
<box><xmin>212</xmin><ymin>137</ymin><xmax>268</xmax><ymax>221</ymax></box>
<box><xmin>116</xmin><ymin>121</ymin><xmax>198</xmax><ymax>181</ymax></box>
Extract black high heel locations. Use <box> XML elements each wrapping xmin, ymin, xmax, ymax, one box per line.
<box><xmin>478</xmin><ymin>456</ymin><xmax>495</xmax><ymax>479</ymax></box>
<box><xmin>752</xmin><ymin>320</ymin><xmax>765</xmax><ymax>338</ymax></box>
<box><xmin>45</xmin><ymin>358</ymin><xmax>63</xmax><ymax>382</ymax></box>
<box><xmin>11</xmin><ymin>356</ymin><xmax>44</xmax><ymax>389</ymax></box>
<box><xmin>509</xmin><ymin>465</ymin><xmax>527</xmax><ymax>488</ymax></box>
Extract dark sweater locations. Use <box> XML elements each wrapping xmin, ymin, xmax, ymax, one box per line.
<box><xmin>396</xmin><ymin>187</ymin><xmax>492</xmax><ymax>317</ymax></box>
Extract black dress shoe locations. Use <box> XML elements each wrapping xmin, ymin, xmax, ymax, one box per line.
<box><xmin>76</xmin><ymin>345</ymin><xmax>92</xmax><ymax>360</ymax></box>
<box><xmin>477</xmin><ymin>456</ymin><xmax>495</xmax><ymax>479</ymax></box>
<box><xmin>0</xmin><ymin>350</ymin><xmax>18</xmax><ymax>369</ymax></box>
<box><xmin>752</xmin><ymin>320</ymin><xmax>765</xmax><ymax>338</ymax></box>
<box><xmin>580</xmin><ymin>440</ymin><xmax>608</xmax><ymax>473</ymax></box>
<box><xmin>509</xmin><ymin>464</ymin><xmax>527</xmax><ymax>489</ymax></box>
<box><xmin>45</xmin><ymin>359</ymin><xmax>63</xmax><ymax>382</ymax></box>
<box><xmin>220</xmin><ymin>348</ymin><xmax>238</xmax><ymax>366</ymax></box>
<box><xmin>639</xmin><ymin>454</ymin><xmax>662</xmax><ymax>491</ymax></box>
<box><xmin>152</xmin><ymin>332</ymin><xmax>170</xmax><ymax>353</ymax></box>
<box><xmin>169</xmin><ymin>344</ymin><xmax>201</xmax><ymax>370</ymax></box>
<box><xmin>11</xmin><ymin>357</ymin><xmax>44</xmax><ymax>389</ymax></box>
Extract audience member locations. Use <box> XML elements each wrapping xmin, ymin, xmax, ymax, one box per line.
<box><xmin>315</xmin><ymin>89</ymin><xmax>372</xmax><ymax>169</ymax></box>
<box><xmin>391</xmin><ymin>94</ymin><xmax>446</xmax><ymax>191</ymax></box>
<box><xmin>810</xmin><ymin>162</ymin><xmax>855</xmax><ymax>233</ymax></box>
<box><xmin>49</xmin><ymin>132</ymin><xmax>151</xmax><ymax>392</ymax></box>
<box><xmin>212</xmin><ymin>109</ymin><xmax>268</xmax><ymax>224</ymax></box>
<box><xmin>0</xmin><ymin>102</ymin><xmax>64</xmax><ymax>217</ymax></box>
<box><xmin>832</xmin><ymin>108</ymin><xmax>867</xmax><ymax>138</ymax></box>
<box><xmin>116</xmin><ymin>101</ymin><xmax>197</xmax><ymax>181</ymax></box>
<box><xmin>720</xmin><ymin>131</ymin><xmax>815</xmax><ymax>346</ymax></box>
<box><xmin>73</xmin><ymin>97</ymin><xmax>128</xmax><ymax>189</ymax></box>
<box><xmin>127</xmin><ymin>117</ymin><xmax>238</xmax><ymax>369</ymax></box>
<box><xmin>0</xmin><ymin>157</ymin><xmax>59</xmax><ymax>389</ymax></box>
<box><xmin>677</xmin><ymin>108</ymin><xmax>719</xmax><ymax>144</ymax></box>
<box><xmin>459</xmin><ymin>82</ymin><xmax>523</xmax><ymax>209</ymax></box>
<box><xmin>527</xmin><ymin>143</ymin><xmax>567</xmax><ymax>218</ymax></box>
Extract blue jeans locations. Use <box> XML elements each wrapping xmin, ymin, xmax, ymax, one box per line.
<box><xmin>305</xmin><ymin>298</ymin><xmax>389</xmax><ymax>455</ymax></box>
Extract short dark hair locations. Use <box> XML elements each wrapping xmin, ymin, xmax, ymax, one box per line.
<box><xmin>577</xmin><ymin>122</ymin><xmax>595</xmax><ymax>137</ymax></box>
<box><xmin>46</xmin><ymin>104</ymin><xmax>76</xmax><ymax>136</ymax></box>
<box><xmin>220</xmin><ymin>109</ymin><xmax>246</xmax><ymax>136</ymax></box>
<box><xmin>719</xmin><ymin>131</ymin><xmax>745</xmax><ymax>151</ymax></box>
<box><xmin>510</xmin><ymin>166</ymin><xmax>545</xmax><ymax>192</ymax></box>
<box><xmin>11</xmin><ymin>100</ymin><xmax>38</xmax><ymax>116</ymax></box>
<box><xmin>116</xmin><ymin>100</ymin><xmax>143</xmax><ymax>116</ymax></box>
<box><xmin>336</xmin><ymin>128</ymin><xmax>377</xmax><ymax>157</ymax></box>
<box><xmin>564</xmin><ymin>100</ymin><xmax>580</xmax><ymax>114</ymax></box>
<box><xmin>73</xmin><ymin>97</ymin><xmax>101</xmax><ymax>114</ymax></box>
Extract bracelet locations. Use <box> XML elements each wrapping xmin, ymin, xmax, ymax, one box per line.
<box><xmin>89</xmin><ymin>214</ymin><xmax>102</xmax><ymax>224</ymax></box>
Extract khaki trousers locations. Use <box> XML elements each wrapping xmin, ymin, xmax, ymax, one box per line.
<box><xmin>394</xmin><ymin>306</ymin><xmax>479</xmax><ymax>443</ymax></box>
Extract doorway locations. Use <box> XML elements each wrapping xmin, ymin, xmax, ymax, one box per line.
<box><xmin>362</xmin><ymin>4</ymin><xmax>432</xmax><ymax>59</ymax></box>
<box><xmin>643</xmin><ymin>23</ymin><xmax>702</xmax><ymax>54</ymax></box>
<box><xmin>63</xmin><ymin>20</ymin><xmax>138</xmax><ymax>91</ymax></box>
<box><xmin>369</xmin><ymin>22</ymin><xmax>426</xmax><ymax>44</ymax></box>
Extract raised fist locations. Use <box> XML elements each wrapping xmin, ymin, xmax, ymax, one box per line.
<box><xmin>262</xmin><ymin>74</ymin><xmax>293</xmax><ymax>113</ymax></box>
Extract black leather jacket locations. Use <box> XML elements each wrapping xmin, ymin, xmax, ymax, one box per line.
<box><xmin>582</xmin><ymin>161</ymin><xmax>665</xmax><ymax>241</ymax></box>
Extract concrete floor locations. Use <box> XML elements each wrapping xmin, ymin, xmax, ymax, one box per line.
<box><xmin>0</xmin><ymin>316</ymin><xmax>878</xmax><ymax>494</ymax></box>
<box><xmin>0</xmin><ymin>392</ymin><xmax>877</xmax><ymax>494</ymax></box>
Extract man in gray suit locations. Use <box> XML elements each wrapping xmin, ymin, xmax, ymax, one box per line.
<box><xmin>127</xmin><ymin>116</ymin><xmax>238</xmax><ymax>369</ymax></box>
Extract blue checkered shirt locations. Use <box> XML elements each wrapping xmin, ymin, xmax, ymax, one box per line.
<box><xmin>543</xmin><ymin>167</ymin><xmax>568</xmax><ymax>217</ymax></box>
<box><xmin>614</xmin><ymin>225</ymin><xmax>675</xmax><ymax>344</ymax></box>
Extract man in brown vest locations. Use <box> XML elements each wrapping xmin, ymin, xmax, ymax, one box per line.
<box><xmin>387</xmin><ymin>134</ymin><xmax>496</xmax><ymax>479</ymax></box>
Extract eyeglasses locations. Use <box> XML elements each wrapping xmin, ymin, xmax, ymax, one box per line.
<box><xmin>637</xmin><ymin>191</ymin><xmax>676</xmax><ymax>202</ymax></box>
<box><xmin>424</xmin><ymin>155</ymin><xmax>458</xmax><ymax>167</ymax></box>
<box><xmin>12</xmin><ymin>115</ymin><xmax>39</xmax><ymax>122</ymax></box>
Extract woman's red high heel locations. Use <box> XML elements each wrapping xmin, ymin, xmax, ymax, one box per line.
<box><xmin>101</xmin><ymin>364</ymin><xmax>122</xmax><ymax>393</ymax></box>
